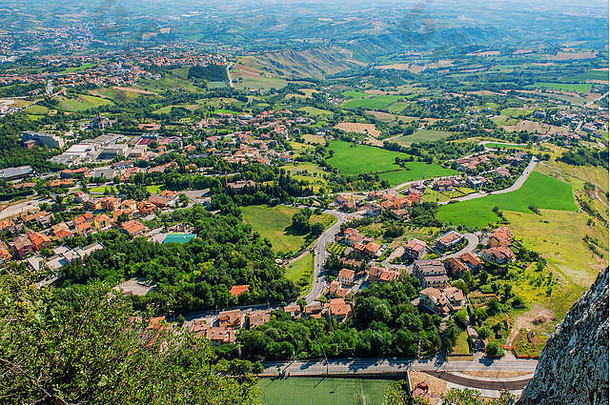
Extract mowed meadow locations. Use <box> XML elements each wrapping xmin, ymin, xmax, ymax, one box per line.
<box><xmin>437</xmin><ymin>171</ymin><xmax>577</xmax><ymax>227</ymax></box>
<box><xmin>326</xmin><ymin>141</ymin><xmax>456</xmax><ymax>185</ymax></box>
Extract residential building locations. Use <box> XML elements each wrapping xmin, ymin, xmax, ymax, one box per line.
<box><xmin>368</xmin><ymin>266</ymin><xmax>400</xmax><ymax>282</ymax></box>
<box><xmin>488</xmin><ymin>226</ymin><xmax>513</xmax><ymax>247</ymax></box>
<box><xmin>403</xmin><ymin>238</ymin><xmax>427</xmax><ymax>261</ymax></box>
<box><xmin>229</xmin><ymin>284</ymin><xmax>250</xmax><ymax>297</ymax></box>
<box><xmin>205</xmin><ymin>327</ymin><xmax>236</xmax><ymax>345</ymax></box>
<box><xmin>413</xmin><ymin>259</ymin><xmax>449</xmax><ymax>289</ymax></box>
<box><xmin>337</xmin><ymin>268</ymin><xmax>356</xmax><ymax>285</ymax></box>
<box><xmin>366</xmin><ymin>202</ymin><xmax>382</xmax><ymax>217</ymax></box>
<box><xmin>460</xmin><ymin>252</ymin><xmax>484</xmax><ymax>270</ymax></box>
<box><xmin>481</xmin><ymin>247</ymin><xmax>515</xmax><ymax>265</ymax></box>
<box><xmin>248</xmin><ymin>311</ymin><xmax>270</xmax><ymax>329</ymax></box>
<box><xmin>435</xmin><ymin>231</ymin><xmax>463</xmax><ymax>251</ymax></box>
<box><xmin>218</xmin><ymin>309</ymin><xmax>242</xmax><ymax>328</ymax></box>
<box><xmin>121</xmin><ymin>220</ymin><xmax>146</xmax><ymax>236</ymax></box>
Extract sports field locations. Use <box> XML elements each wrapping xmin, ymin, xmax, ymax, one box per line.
<box><xmin>437</xmin><ymin>172</ymin><xmax>577</xmax><ymax>227</ymax></box>
<box><xmin>258</xmin><ymin>377</ymin><xmax>392</xmax><ymax>405</ymax></box>
<box><xmin>327</xmin><ymin>141</ymin><xmax>456</xmax><ymax>185</ymax></box>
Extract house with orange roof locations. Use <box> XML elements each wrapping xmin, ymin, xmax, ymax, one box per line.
<box><xmin>74</xmin><ymin>221</ymin><xmax>92</xmax><ymax>235</ymax></box>
<box><xmin>404</xmin><ymin>238</ymin><xmax>427</xmax><ymax>261</ymax></box>
<box><xmin>28</xmin><ymin>231</ymin><xmax>51</xmax><ymax>251</ymax></box>
<box><xmin>337</xmin><ymin>268</ymin><xmax>356</xmax><ymax>285</ymax></box>
<box><xmin>460</xmin><ymin>252</ymin><xmax>484</xmax><ymax>270</ymax></box>
<box><xmin>368</xmin><ymin>266</ymin><xmax>400</xmax><ymax>282</ymax></box>
<box><xmin>52</xmin><ymin>223</ymin><xmax>73</xmax><ymax>241</ymax></box>
<box><xmin>217</xmin><ymin>309</ymin><xmax>242</xmax><ymax>328</ymax></box>
<box><xmin>138</xmin><ymin>200</ymin><xmax>157</xmax><ymax>215</ymax></box>
<box><xmin>205</xmin><ymin>327</ymin><xmax>236</xmax><ymax>345</ymax></box>
<box><xmin>229</xmin><ymin>284</ymin><xmax>250</xmax><ymax>297</ymax></box>
<box><xmin>248</xmin><ymin>311</ymin><xmax>271</xmax><ymax>329</ymax></box>
<box><xmin>12</xmin><ymin>235</ymin><xmax>34</xmax><ymax>258</ymax></box>
<box><xmin>93</xmin><ymin>214</ymin><xmax>111</xmax><ymax>230</ymax></box>
<box><xmin>326</xmin><ymin>298</ymin><xmax>353</xmax><ymax>320</ymax></box>
<box><xmin>329</xmin><ymin>280</ymin><xmax>349</xmax><ymax>298</ymax></box>
<box><xmin>120</xmin><ymin>220</ymin><xmax>146</xmax><ymax>236</ymax></box>
<box><xmin>488</xmin><ymin>226</ymin><xmax>513</xmax><ymax>247</ymax></box>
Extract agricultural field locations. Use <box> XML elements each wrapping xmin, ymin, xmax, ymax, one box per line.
<box><xmin>282</xmin><ymin>162</ymin><xmax>329</xmax><ymax>193</ymax></box>
<box><xmin>334</xmin><ymin>122</ymin><xmax>381</xmax><ymax>137</ymax></box>
<box><xmin>392</xmin><ymin>129</ymin><xmax>452</xmax><ymax>145</ymax></box>
<box><xmin>342</xmin><ymin>94</ymin><xmax>403</xmax><ymax>110</ymax></box>
<box><xmin>58</xmin><ymin>95</ymin><xmax>113</xmax><ymax>112</ymax></box>
<box><xmin>327</xmin><ymin>141</ymin><xmax>457</xmax><ymax>185</ymax></box>
<box><xmin>533</xmin><ymin>82</ymin><xmax>593</xmax><ymax>93</ymax></box>
<box><xmin>298</xmin><ymin>106</ymin><xmax>333</xmax><ymax>119</ymax></box>
<box><xmin>258</xmin><ymin>377</ymin><xmax>392</xmax><ymax>405</ymax></box>
<box><xmin>437</xmin><ymin>172</ymin><xmax>577</xmax><ymax>228</ymax></box>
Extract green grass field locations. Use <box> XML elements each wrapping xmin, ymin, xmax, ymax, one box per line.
<box><xmin>534</xmin><ymin>82</ymin><xmax>593</xmax><ymax>93</ymax></box>
<box><xmin>26</xmin><ymin>105</ymin><xmax>49</xmax><ymax>115</ymax></box>
<box><xmin>393</xmin><ymin>129</ymin><xmax>452</xmax><ymax>145</ymax></box>
<box><xmin>285</xmin><ymin>253</ymin><xmax>314</xmax><ymax>294</ymax></box>
<box><xmin>241</xmin><ymin>205</ymin><xmax>305</xmax><ymax>255</ymax></box>
<box><xmin>298</xmin><ymin>106</ymin><xmax>333</xmax><ymax>119</ymax></box>
<box><xmin>450</xmin><ymin>331</ymin><xmax>471</xmax><ymax>355</ymax></box>
<box><xmin>258</xmin><ymin>378</ymin><xmax>392</xmax><ymax>405</ymax></box>
<box><xmin>58</xmin><ymin>95</ymin><xmax>113</xmax><ymax>112</ymax></box>
<box><xmin>327</xmin><ymin>141</ymin><xmax>456</xmax><ymax>185</ymax></box>
<box><xmin>500</xmin><ymin>108</ymin><xmax>533</xmax><ymax>118</ymax></box>
<box><xmin>241</xmin><ymin>205</ymin><xmax>334</xmax><ymax>255</ymax></box>
<box><xmin>343</xmin><ymin>95</ymin><xmax>403</xmax><ymax>110</ymax></box>
<box><xmin>569</xmin><ymin>70</ymin><xmax>609</xmax><ymax>82</ymax></box>
<box><xmin>438</xmin><ymin>172</ymin><xmax>577</xmax><ymax>227</ymax></box>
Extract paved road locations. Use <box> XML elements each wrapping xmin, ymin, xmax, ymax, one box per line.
<box><xmin>260</xmin><ymin>354</ymin><xmax>538</xmax><ymax>378</ymax></box>
<box><xmin>438</xmin><ymin>233</ymin><xmax>479</xmax><ymax>260</ymax></box>
<box><xmin>304</xmin><ymin>209</ymin><xmax>348</xmax><ymax>304</ymax></box>
<box><xmin>439</xmin><ymin>157</ymin><xmax>538</xmax><ymax>206</ymax></box>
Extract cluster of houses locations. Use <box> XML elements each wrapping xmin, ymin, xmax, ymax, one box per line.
<box><xmin>188</xmin><ymin>294</ymin><xmax>354</xmax><ymax>345</ymax></box>
<box><xmin>0</xmin><ymin>190</ymin><xmax>181</xmax><ymax>271</ymax></box>
<box><xmin>342</xmin><ymin>228</ymin><xmax>382</xmax><ymax>258</ymax></box>
<box><xmin>335</xmin><ymin>187</ymin><xmax>423</xmax><ymax>217</ymax></box>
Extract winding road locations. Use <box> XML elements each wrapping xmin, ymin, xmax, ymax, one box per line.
<box><xmin>304</xmin><ymin>209</ymin><xmax>349</xmax><ymax>304</ymax></box>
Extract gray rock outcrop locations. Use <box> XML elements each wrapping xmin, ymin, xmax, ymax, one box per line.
<box><xmin>518</xmin><ymin>267</ymin><xmax>608</xmax><ymax>405</ymax></box>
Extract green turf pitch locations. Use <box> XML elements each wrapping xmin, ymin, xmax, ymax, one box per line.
<box><xmin>258</xmin><ymin>377</ymin><xmax>392</xmax><ymax>405</ymax></box>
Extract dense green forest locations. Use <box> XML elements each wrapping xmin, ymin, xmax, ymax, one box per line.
<box><xmin>0</xmin><ymin>268</ymin><xmax>258</xmax><ymax>404</ymax></box>
<box><xmin>58</xmin><ymin>206</ymin><xmax>299</xmax><ymax>313</ymax></box>
<box><xmin>236</xmin><ymin>280</ymin><xmax>450</xmax><ymax>361</ymax></box>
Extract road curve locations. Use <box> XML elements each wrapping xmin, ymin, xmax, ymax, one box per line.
<box><xmin>438</xmin><ymin>233</ymin><xmax>479</xmax><ymax>260</ymax></box>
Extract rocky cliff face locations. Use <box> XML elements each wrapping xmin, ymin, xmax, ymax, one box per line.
<box><xmin>518</xmin><ymin>267</ymin><xmax>608</xmax><ymax>405</ymax></box>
